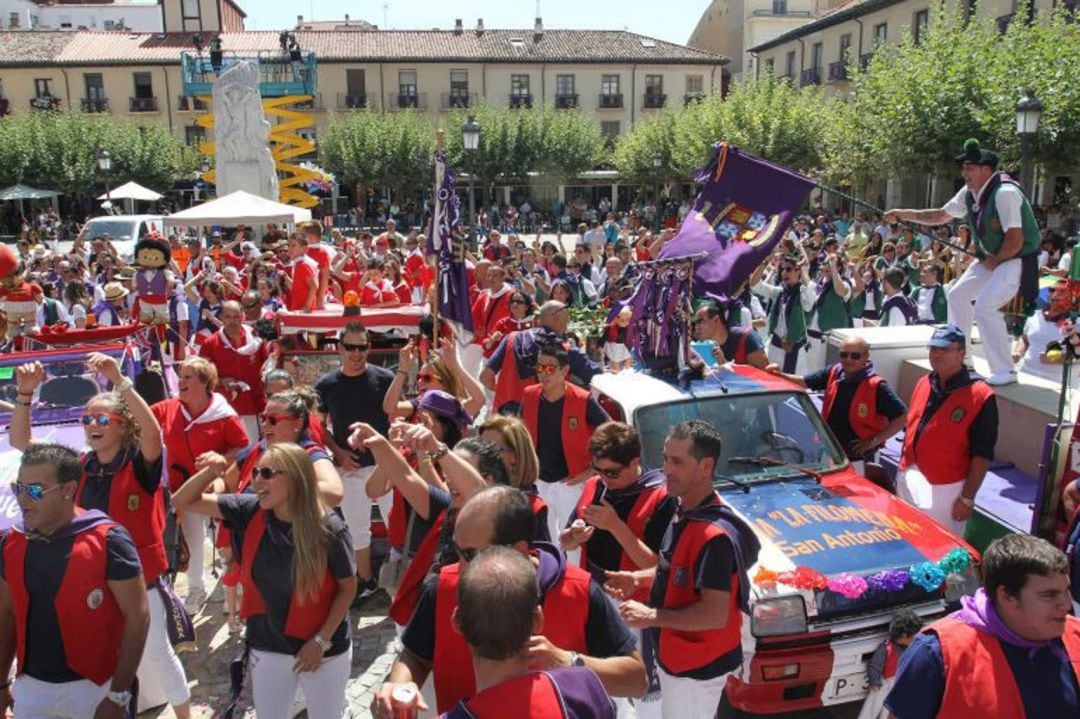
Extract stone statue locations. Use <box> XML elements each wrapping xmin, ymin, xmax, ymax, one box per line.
<box><xmin>212</xmin><ymin>61</ymin><xmax>279</xmax><ymax>201</ymax></box>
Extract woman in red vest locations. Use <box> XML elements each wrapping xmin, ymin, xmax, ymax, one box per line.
<box><xmin>11</xmin><ymin>353</ymin><xmax>193</xmax><ymax>719</ymax></box>
<box><xmin>172</xmin><ymin>442</ymin><xmax>357</xmax><ymax>719</ymax></box>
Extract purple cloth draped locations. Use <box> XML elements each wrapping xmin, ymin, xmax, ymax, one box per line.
<box><xmin>952</xmin><ymin>587</ymin><xmax>1069</xmax><ymax>662</ymax></box>
<box><xmin>659</xmin><ymin>143</ymin><xmax>815</xmax><ymax>302</ymax></box>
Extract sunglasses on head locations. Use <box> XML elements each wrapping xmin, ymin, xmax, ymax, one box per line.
<box><xmin>11</xmin><ymin>481</ymin><xmax>63</xmax><ymax>502</ymax></box>
<box><xmin>591</xmin><ymin>462</ymin><xmax>624</xmax><ymax>480</ymax></box>
<box><xmin>839</xmin><ymin>351</ymin><xmax>863</xmax><ymax>360</ymax></box>
<box><xmin>454</xmin><ymin>543</ymin><xmax>479</xmax><ymax>562</ymax></box>
<box><xmin>251</xmin><ymin>467</ymin><xmax>286</xmax><ymax>481</ymax></box>
<box><xmin>536</xmin><ymin>363</ymin><xmax>561</xmax><ymax>376</ymax></box>
<box><xmin>258</xmin><ymin>412</ymin><xmax>296</xmax><ymax>426</ymax></box>
<box><xmin>81</xmin><ymin>413</ymin><xmax>123</xmax><ymax>426</ymax></box>
<box><xmin>341</xmin><ymin>342</ymin><xmax>369</xmax><ymax>353</ymax></box>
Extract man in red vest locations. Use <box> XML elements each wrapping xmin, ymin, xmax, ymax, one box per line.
<box><xmin>522</xmin><ymin>342</ymin><xmax>610</xmax><ymax>543</ymax></box>
<box><xmin>437</xmin><ymin>545</ymin><xmax>616</xmax><ymax>718</ymax></box>
<box><xmin>373</xmin><ymin>486</ymin><xmax>645</xmax><ymax>718</ymax></box>
<box><xmin>606</xmin><ymin>421</ymin><xmax>760</xmax><ymax>719</ymax></box>
<box><xmin>196</xmin><ymin>300</ymin><xmax>269</xmax><ymax>443</ymax></box>
<box><xmin>885</xmin><ymin>534</ymin><xmax>1080</xmax><ymax>718</ymax></box>
<box><xmin>898</xmin><ymin>324</ymin><xmax>997</xmax><ymax>535</ymax></box>
<box><xmin>0</xmin><ymin>443</ymin><xmax>149</xmax><ymax>719</ymax></box>
<box><xmin>772</xmin><ymin>336</ymin><xmax>907</xmax><ymax>468</ymax></box>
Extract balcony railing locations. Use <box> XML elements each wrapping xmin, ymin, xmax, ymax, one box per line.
<box><xmin>129</xmin><ymin>96</ymin><xmax>159</xmax><ymax>112</ymax></box>
<box><xmin>598</xmin><ymin>93</ymin><xmax>623</xmax><ymax>109</ymax></box>
<box><xmin>800</xmin><ymin>68</ymin><xmax>821</xmax><ymax>87</ymax></box>
<box><xmin>683</xmin><ymin>92</ymin><xmax>706</xmax><ymax>106</ymax></box>
<box><xmin>294</xmin><ymin>94</ymin><xmax>324</xmax><ymax>111</ymax></box>
<box><xmin>554</xmin><ymin>93</ymin><xmax>579</xmax><ymax>109</ymax></box>
<box><xmin>750</xmin><ymin>8</ymin><xmax>812</xmax><ymax>16</ymax></box>
<box><xmin>337</xmin><ymin>93</ymin><xmax>369</xmax><ymax>109</ymax></box>
<box><xmin>81</xmin><ymin>97</ymin><xmax>109</xmax><ymax>113</ymax></box>
<box><xmin>442</xmin><ymin>92</ymin><xmax>477</xmax><ymax>110</ymax></box>
<box><xmin>509</xmin><ymin>94</ymin><xmax>533</xmax><ymax>109</ymax></box>
<box><xmin>859</xmin><ymin>52</ymin><xmax>874</xmax><ymax>70</ymax></box>
<box><xmin>643</xmin><ymin>93</ymin><xmax>667</xmax><ymax>109</ymax></box>
<box><xmin>996</xmin><ymin>13</ymin><xmax>1014</xmax><ymax>33</ymax></box>
<box><xmin>177</xmin><ymin>95</ymin><xmax>208</xmax><ymax>111</ymax></box>
<box><xmin>827</xmin><ymin>61</ymin><xmax>848</xmax><ymax>82</ymax></box>
<box><xmin>389</xmin><ymin>92</ymin><xmax>426</xmax><ymax>110</ymax></box>
<box><xmin>30</xmin><ymin>95</ymin><xmax>61</xmax><ymax>111</ymax></box>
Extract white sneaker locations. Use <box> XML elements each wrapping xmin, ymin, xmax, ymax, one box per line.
<box><xmin>184</xmin><ymin>587</ymin><xmax>207</xmax><ymax>614</ymax></box>
<box><xmin>986</xmin><ymin>371</ymin><xmax>1017</xmax><ymax>386</ymax></box>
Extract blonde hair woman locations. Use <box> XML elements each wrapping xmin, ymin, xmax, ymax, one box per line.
<box><xmin>173</xmin><ymin>442</ymin><xmax>356</xmax><ymax>719</ymax></box>
<box><xmin>478</xmin><ymin>414</ymin><xmax>550</xmax><ymax>542</ymax></box>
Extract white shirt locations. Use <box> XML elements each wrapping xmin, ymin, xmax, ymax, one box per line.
<box><xmin>943</xmin><ymin>181</ymin><xmax>1023</xmax><ymax>231</ymax></box>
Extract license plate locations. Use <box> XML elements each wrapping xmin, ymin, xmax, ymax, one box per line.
<box><xmin>829</xmin><ymin>673</ymin><xmax>869</xmax><ymax>699</ymax></box>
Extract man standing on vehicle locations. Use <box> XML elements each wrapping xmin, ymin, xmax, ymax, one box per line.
<box><xmin>691</xmin><ymin>301</ymin><xmax>768</xmax><ymax>369</ymax></box>
<box><xmin>885</xmin><ymin>534</ymin><xmax>1080</xmax><ymax>718</ymax></box>
<box><xmin>315</xmin><ymin>322</ymin><xmax>395</xmax><ymax>605</ymax></box>
<box><xmin>898</xmin><ymin>325</ymin><xmax>997</xmax><ymax>535</ymax></box>
<box><xmin>606</xmin><ymin>421</ymin><xmax>759</xmax><ymax>719</ymax></box>
<box><xmin>771</xmin><ymin>336</ymin><xmax>907</xmax><ymax>468</ymax></box>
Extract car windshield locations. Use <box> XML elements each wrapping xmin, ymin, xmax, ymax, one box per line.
<box><xmin>82</xmin><ymin>219</ymin><xmax>138</xmax><ymax>242</ymax></box>
<box><xmin>0</xmin><ymin>357</ymin><xmax>104</xmax><ymax>412</ymax></box>
<box><xmin>634</xmin><ymin>391</ymin><xmax>847</xmax><ymax>486</ymax></box>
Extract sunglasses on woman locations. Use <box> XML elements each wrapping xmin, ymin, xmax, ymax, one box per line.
<box><xmin>251</xmin><ymin>467</ymin><xmax>286</xmax><ymax>481</ymax></box>
<box><xmin>81</xmin><ymin>413</ymin><xmax>123</xmax><ymax>426</ymax></box>
<box><xmin>11</xmin><ymin>481</ymin><xmax>64</xmax><ymax>502</ymax></box>
<box><xmin>417</xmin><ymin>372</ymin><xmax>436</xmax><ymax>382</ymax></box>
<box><xmin>258</xmin><ymin>412</ymin><xmax>296</xmax><ymax>426</ymax></box>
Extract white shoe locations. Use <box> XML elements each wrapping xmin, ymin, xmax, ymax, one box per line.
<box><xmin>184</xmin><ymin>587</ymin><xmax>207</xmax><ymax>614</ymax></box>
<box><xmin>986</xmin><ymin>371</ymin><xmax>1017</xmax><ymax>386</ymax></box>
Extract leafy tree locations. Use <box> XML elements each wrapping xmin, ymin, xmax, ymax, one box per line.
<box><xmin>321</xmin><ymin>109</ymin><xmax>434</xmax><ymax>199</ymax></box>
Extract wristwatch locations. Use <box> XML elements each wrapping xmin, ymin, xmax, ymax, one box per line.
<box><xmin>107</xmin><ymin>690</ymin><xmax>132</xmax><ymax>708</ymax></box>
<box><xmin>114</xmin><ymin>378</ymin><xmax>134</xmax><ymax>393</ymax></box>
<box><xmin>958</xmin><ymin>495</ymin><xmax>975</xmax><ymax>507</ymax></box>
<box><xmin>569</xmin><ymin>651</ymin><xmax>585</xmax><ymax>667</ymax></box>
<box><xmin>312</xmin><ymin>634</ymin><xmax>330</xmax><ymax>651</ymax></box>
<box><xmin>424</xmin><ymin>444</ymin><xmax>450</xmax><ymax>463</ymax></box>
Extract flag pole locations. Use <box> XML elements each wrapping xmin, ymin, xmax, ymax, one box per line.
<box><xmin>433</xmin><ymin>128</ymin><xmax>444</xmax><ymax>339</ymax></box>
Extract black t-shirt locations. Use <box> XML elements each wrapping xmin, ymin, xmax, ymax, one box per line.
<box><xmin>536</xmin><ymin>396</ymin><xmax>610</xmax><ymax>482</ymax></box>
<box><xmin>78</xmin><ymin>449</ymin><xmax>164</xmax><ymax>513</ymax></box>
<box><xmin>0</xmin><ymin>524</ymin><xmax>141</xmax><ymax>682</ymax></box>
<box><xmin>804</xmin><ymin>368</ymin><xmax>907</xmax><ymax>458</ymax></box>
<box><xmin>218</xmin><ymin>494</ymin><xmax>356</xmax><ymax>657</ymax></box>
<box><xmin>720</xmin><ymin>327</ymin><xmax>765</xmax><ymax>363</ymax></box>
<box><xmin>569</xmin><ymin>480</ymin><xmax>677</xmax><ymax>584</ymax></box>
<box><xmin>403</xmin><ymin>552</ymin><xmax>636</xmax><ymax>663</ymax></box>
<box><xmin>315</xmin><ymin>366</ymin><xmax>395</xmax><ymax>467</ymax></box>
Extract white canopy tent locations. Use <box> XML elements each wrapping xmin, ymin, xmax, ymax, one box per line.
<box><xmin>0</xmin><ymin>184</ymin><xmax>62</xmax><ymax>224</ymax></box>
<box><xmin>98</xmin><ymin>181</ymin><xmax>163</xmax><ymax>215</ymax></box>
<box><xmin>164</xmin><ymin>191</ymin><xmax>311</xmax><ymax>228</ymax></box>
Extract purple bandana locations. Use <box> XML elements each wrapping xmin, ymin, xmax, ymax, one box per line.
<box><xmin>952</xmin><ymin>587</ymin><xmax>1069</xmax><ymax>662</ymax></box>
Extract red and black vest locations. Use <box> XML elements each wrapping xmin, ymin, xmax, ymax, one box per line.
<box><xmin>492</xmin><ymin>331</ymin><xmax>538</xmax><ymax>414</ymax></box>
<box><xmin>522</xmin><ymin>383</ymin><xmax>593</xmax><ymax>477</ymax></box>
<box><xmin>657</xmin><ymin>505</ymin><xmax>742</xmax><ymax>675</ymax></box>
<box><xmin>238</xmin><ymin>509</ymin><xmax>337</xmax><ymax>641</ymax></box>
<box><xmin>389</xmin><ymin>510</ymin><xmax>447</xmax><ymax>626</ymax></box>
<box><xmin>900</xmin><ymin>375</ymin><xmax>994</xmax><ymax>485</ymax></box>
<box><xmin>445</xmin><ymin>672</ymin><xmax>573</xmax><ymax>719</ymax></box>
<box><xmin>820</xmin><ymin>365</ymin><xmax>889</xmax><ymax>441</ymax></box>
<box><xmin>573</xmin><ymin>476</ymin><xmax>667</xmax><ymax>602</ymax></box>
<box><xmin>78</xmin><ymin>452</ymin><xmax>168</xmax><ymax>584</ymax></box>
<box><xmin>4</xmin><ymin>513</ymin><xmax>125</xmax><ymax>685</ymax></box>
<box><xmin>931</xmin><ymin>616</ymin><xmax>1080</xmax><ymax>717</ymax></box>
<box><xmin>432</xmin><ymin>558</ymin><xmax>591</xmax><ymax>712</ymax></box>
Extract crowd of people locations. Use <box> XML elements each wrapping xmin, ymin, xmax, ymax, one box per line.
<box><xmin>0</xmin><ymin>138</ymin><xmax>1079</xmax><ymax>719</ymax></box>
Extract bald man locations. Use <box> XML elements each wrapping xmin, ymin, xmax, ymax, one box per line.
<box><xmin>196</xmin><ymin>299</ymin><xmax>269</xmax><ymax>442</ymax></box>
<box><xmin>771</xmin><ymin>337</ymin><xmax>907</xmax><ymax>465</ymax></box>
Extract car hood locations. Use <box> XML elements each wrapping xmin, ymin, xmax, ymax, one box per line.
<box><xmin>721</xmin><ymin>466</ymin><xmax>978</xmax><ymax>618</ymax></box>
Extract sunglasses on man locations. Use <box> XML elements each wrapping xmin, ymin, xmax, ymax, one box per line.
<box><xmin>341</xmin><ymin>342</ymin><xmax>370</xmax><ymax>353</ymax></box>
<box><xmin>11</xmin><ymin>481</ymin><xmax>64</xmax><ymax>502</ymax></box>
<box><xmin>838</xmin><ymin>351</ymin><xmax>863</xmax><ymax>360</ymax></box>
<box><xmin>591</xmin><ymin>462</ymin><xmax>624</xmax><ymax>480</ymax></box>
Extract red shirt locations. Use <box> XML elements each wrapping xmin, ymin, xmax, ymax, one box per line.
<box><xmin>306</xmin><ymin>244</ymin><xmax>332</xmax><ymax>273</ymax></box>
<box><xmin>361</xmin><ymin>279</ymin><xmax>398</xmax><ymax>306</ymax></box>
<box><xmin>287</xmin><ymin>256</ymin><xmax>318</xmax><ymax>311</ymax></box>
<box><xmin>151</xmin><ymin>398</ymin><xmax>249</xmax><ymax>491</ymax></box>
<box><xmin>197</xmin><ymin>328</ymin><xmax>269</xmax><ymax>416</ymax></box>
<box><xmin>0</xmin><ymin>282</ymin><xmax>42</xmax><ymax>303</ymax></box>
<box><xmin>222</xmin><ymin>251</ymin><xmax>246</xmax><ymax>271</ymax></box>
<box><xmin>394</xmin><ymin>280</ymin><xmax>411</xmax><ymax>305</ymax></box>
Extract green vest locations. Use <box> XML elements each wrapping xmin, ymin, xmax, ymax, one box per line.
<box><xmin>767</xmin><ymin>288</ymin><xmax>807</xmax><ymax>344</ymax></box>
<box><xmin>964</xmin><ymin>176</ymin><xmax>1040</xmax><ymax>259</ymax></box>
<box><xmin>812</xmin><ymin>284</ymin><xmax>851</xmax><ymax>333</ymax></box>
<box><xmin>910</xmin><ymin>284</ymin><xmax>948</xmax><ymax>323</ymax></box>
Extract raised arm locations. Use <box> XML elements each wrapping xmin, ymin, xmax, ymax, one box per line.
<box><xmin>438</xmin><ymin>336</ymin><xmax>486</xmax><ymax>418</ymax></box>
<box><xmin>348</xmin><ymin>423</ymin><xmax>434</xmax><ymax>519</ymax></box>
<box><xmin>10</xmin><ymin>362</ymin><xmax>44</xmax><ymax>451</ymax></box>
<box><xmin>89</xmin><ymin>353</ymin><xmax>162</xmax><ymax>464</ymax></box>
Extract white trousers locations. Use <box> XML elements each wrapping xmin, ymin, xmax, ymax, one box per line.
<box><xmin>340</xmin><ymin>466</ymin><xmax>392</xmax><ymax>552</ymax></box>
<box><xmin>947</xmin><ymin>258</ymin><xmax>1021</xmax><ymax>377</ymax></box>
<box><xmin>250</xmin><ymin>646</ymin><xmax>352</xmax><ymax>719</ymax></box>
<box><xmin>536</xmin><ymin>480</ymin><xmax>586</xmax><ymax>547</ymax></box>
<box><xmin>11</xmin><ymin>675</ymin><xmax>110</xmax><ymax>719</ymax></box>
<box><xmin>805</xmin><ymin>336</ymin><xmax>827</xmax><ymax>373</ymax></box>
<box><xmin>766</xmin><ymin>342</ymin><xmax>808</xmax><ymax>375</ymax></box>
<box><xmin>136</xmin><ymin>586</ymin><xmax>191</xmax><ymax>709</ymax></box>
<box><xmin>857</xmin><ymin>676</ymin><xmax>896</xmax><ymax>719</ymax></box>
<box><xmin>897</xmin><ymin>465</ymin><xmax>967</xmax><ymax>537</ymax></box>
<box><xmin>657</xmin><ymin>667</ymin><xmax>733</xmax><ymax>719</ymax></box>
<box><xmin>181</xmin><ymin>511</ymin><xmax>207</xmax><ymax>592</ymax></box>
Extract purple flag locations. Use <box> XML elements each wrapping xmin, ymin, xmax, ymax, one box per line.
<box><xmin>659</xmin><ymin>143</ymin><xmax>815</xmax><ymax>301</ymax></box>
<box><xmin>428</xmin><ymin>149</ymin><xmax>474</xmax><ymax>342</ymax></box>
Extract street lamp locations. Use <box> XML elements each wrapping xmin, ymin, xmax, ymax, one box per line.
<box><xmin>97</xmin><ymin>149</ymin><xmax>112</xmax><ymax>215</ymax></box>
<box><xmin>462</xmin><ymin>115</ymin><xmax>481</xmax><ymax>250</ymax></box>
<box><xmin>1015</xmin><ymin>89</ymin><xmax>1043</xmax><ymax>198</ymax></box>
<box><xmin>652</xmin><ymin>152</ymin><xmax>663</xmax><ymax>229</ymax></box>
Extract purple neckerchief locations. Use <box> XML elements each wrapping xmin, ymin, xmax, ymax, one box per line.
<box><xmin>952</xmin><ymin>588</ymin><xmax>1069</xmax><ymax>662</ymax></box>
<box><xmin>594</xmin><ymin>468</ymin><xmax>666</xmax><ymax>502</ymax></box>
<box><xmin>14</xmin><ymin>508</ymin><xmax>113</xmax><ymax>541</ymax></box>
<box><xmin>833</xmin><ymin>361</ymin><xmax>876</xmax><ymax>386</ymax></box>
<box><xmin>532</xmin><ymin>541</ymin><xmax>568</xmax><ymax>597</ymax></box>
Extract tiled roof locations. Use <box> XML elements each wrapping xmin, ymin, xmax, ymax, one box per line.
<box><xmin>748</xmin><ymin>0</ymin><xmax>904</xmax><ymax>53</ymax></box>
<box><xmin>0</xmin><ymin>29</ymin><xmax>727</xmax><ymax>67</ymax></box>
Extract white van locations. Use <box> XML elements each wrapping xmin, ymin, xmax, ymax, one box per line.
<box><xmin>73</xmin><ymin>214</ymin><xmax>165</xmax><ymax>259</ymax></box>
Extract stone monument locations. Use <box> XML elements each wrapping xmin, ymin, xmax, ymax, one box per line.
<box><xmin>212</xmin><ymin>61</ymin><xmax>279</xmax><ymax>201</ymax></box>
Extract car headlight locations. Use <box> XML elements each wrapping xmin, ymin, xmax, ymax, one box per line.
<box><xmin>944</xmin><ymin>562</ymin><xmax>982</xmax><ymax>603</ymax></box>
<box><xmin>751</xmin><ymin>595</ymin><xmax>808</xmax><ymax>637</ymax></box>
